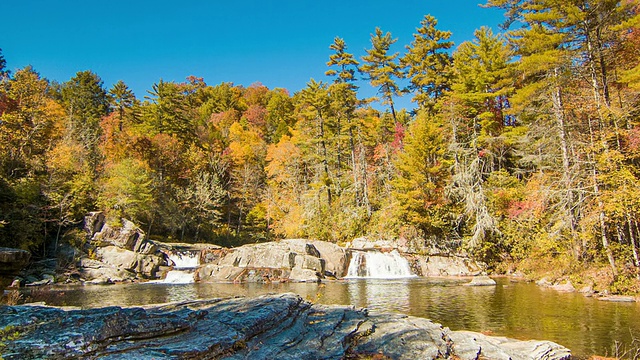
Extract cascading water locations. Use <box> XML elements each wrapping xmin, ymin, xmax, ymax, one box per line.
<box><xmin>345</xmin><ymin>249</ymin><xmax>416</xmax><ymax>279</ymax></box>
<box><xmin>156</xmin><ymin>250</ymin><xmax>200</xmax><ymax>284</ymax></box>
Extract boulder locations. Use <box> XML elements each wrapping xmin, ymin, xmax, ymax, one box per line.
<box><xmin>92</xmin><ymin>219</ymin><xmax>145</xmax><ymax>251</ymax></box>
<box><xmin>197</xmin><ymin>239</ymin><xmax>347</xmax><ymax>283</ymax></box>
<box><xmin>464</xmin><ymin>276</ymin><xmax>497</xmax><ymax>286</ymax></box>
<box><xmin>409</xmin><ymin>254</ymin><xmax>484</xmax><ymax>276</ymax></box>
<box><xmin>0</xmin><ymin>293</ymin><xmax>572</xmax><ymax>360</ymax></box>
<box><xmin>0</xmin><ymin>247</ymin><xmax>31</xmax><ymax>288</ymax></box>
<box><xmin>0</xmin><ymin>248</ymin><xmax>31</xmax><ymax>267</ymax></box>
<box><xmin>95</xmin><ymin>246</ymin><xmax>164</xmax><ymax>279</ymax></box>
<box><xmin>550</xmin><ymin>281</ymin><xmax>576</xmax><ymax>293</ymax></box>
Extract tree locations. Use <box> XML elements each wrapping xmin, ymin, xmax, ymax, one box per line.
<box><xmin>0</xmin><ymin>48</ymin><xmax>8</xmax><ymax>79</ymax></box>
<box><xmin>447</xmin><ymin>27</ymin><xmax>514</xmax><ymax>251</ymax></box>
<box><xmin>360</xmin><ymin>28</ymin><xmax>404</xmax><ymax>123</ymax></box>
<box><xmin>297</xmin><ymin>80</ymin><xmax>334</xmax><ymax>206</ymax></box>
<box><xmin>143</xmin><ymin>79</ymin><xmax>195</xmax><ymax>144</ymax></box>
<box><xmin>326</xmin><ymin>37</ymin><xmax>359</xmax><ymax>86</ymax></box>
<box><xmin>61</xmin><ymin>71</ymin><xmax>110</xmax><ymax>173</ymax></box>
<box><xmin>401</xmin><ymin>15</ymin><xmax>454</xmax><ymax>114</ymax></box>
<box><xmin>108</xmin><ymin>80</ymin><xmax>136</xmax><ymax>131</ymax></box>
<box><xmin>98</xmin><ymin>158</ymin><xmax>153</xmax><ymax>224</ymax></box>
<box><xmin>393</xmin><ymin>111</ymin><xmax>453</xmax><ymax>238</ymax></box>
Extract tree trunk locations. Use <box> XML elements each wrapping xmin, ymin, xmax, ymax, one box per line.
<box><xmin>551</xmin><ymin>70</ymin><xmax>581</xmax><ymax>257</ymax></box>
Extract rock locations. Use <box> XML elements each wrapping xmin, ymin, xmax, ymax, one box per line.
<box><xmin>0</xmin><ymin>247</ymin><xmax>31</xmax><ymax>272</ymax></box>
<box><xmin>536</xmin><ymin>277</ymin><xmax>553</xmax><ymax>287</ymax></box>
<box><xmin>410</xmin><ymin>254</ymin><xmax>484</xmax><ymax>276</ymax></box>
<box><xmin>0</xmin><ymin>247</ymin><xmax>31</xmax><ymax>288</ymax></box>
<box><xmin>464</xmin><ymin>276</ymin><xmax>497</xmax><ymax>286</ymax></box>
<box><xmin>92</xmin><ymin>219</ymin><xmax>145</xmax><ymax>251</ymax></box>
<box><xmin>0</xmin><ymin>293</ymin><xmax>572</xmax><ymax>360</ymax></box>
<box><xmin>78</xmin><ymin>257</ymin><xmax>135</xmax><ymax>283</ymax></box>
<box><xmin>579</xmin><ymin>285</ymin><xmax>594</xmax><ymax>296</ymax></box>
<box><xmin>95</xmin><ymin>246</ymin><xmax>164</xmax><ymax>279</ymax></box>
<box><xmin>550</xmin><ymin>281</ymin><xmax>576</xmax><ymax>293</ymax></box>
<box><xmin>348</xmin><ymin>237</ymin><xmax>397</xmax><ymax>250</ymax></box>
<box><xmin>197</xmin><ymin>239</ymin><xmax>347</xmax><ymax>283</ymax></box>
<box><xmin>84</xmin><ymin>211</ymin><xmax>106</xmax><ymax>237</ymax></box>
<box><xmin>598</xmin><ymin>295</ymin><xmax>636</xmax><ymax>302</ymax></box>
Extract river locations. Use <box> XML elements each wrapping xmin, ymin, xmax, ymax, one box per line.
<box><xmin>25</xmin><ymin>277</ymin><xmax>640</xmax><ymax>358</ymax></box>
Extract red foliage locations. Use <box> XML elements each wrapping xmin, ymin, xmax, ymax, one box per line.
<box><xmin>244</xmin><ymin>105</ymin><xmax>267</xmax><ymax>130</ymax></box>
<box><xmin>390</xmin><ymin>122</ymin><xmax>405</xmax><ymax>151</ymax></box>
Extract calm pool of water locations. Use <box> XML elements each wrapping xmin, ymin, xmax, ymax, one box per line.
<box><xmin>25</xmin><ymin>277</ymin><xmax>640</xmax><ymax>358</ymax></box>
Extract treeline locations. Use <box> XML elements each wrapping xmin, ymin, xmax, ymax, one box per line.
<box><xmin>1</xmin><ymin>1</ymin><xmax>639</xmax><ymax>288</ymax></box>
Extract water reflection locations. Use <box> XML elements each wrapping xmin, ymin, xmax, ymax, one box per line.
<box><xmin>347</xmin><ymin>279</ymin><xmax>411</xmax><ymax>313</ymax></box>
<box><xmin>26</xmin><ymin>278</ymin><xmax>640</xmax><ymax>358</ymax></box>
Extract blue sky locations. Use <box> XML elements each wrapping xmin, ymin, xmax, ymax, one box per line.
<box><xmin>1</xmin><ymin>1</ymin><xmax>505</xmax><ymax>110</ymax></box>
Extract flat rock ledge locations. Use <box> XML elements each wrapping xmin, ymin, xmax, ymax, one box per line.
<box><xmin>0</xmin><ymin>293</ymin><xmax>571</xmax><ymax>360</ymax></box>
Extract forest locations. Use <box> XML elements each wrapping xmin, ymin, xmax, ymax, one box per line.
<box><xmin>1</xmin><ymin>0</ymin><xmax>639</xmax><ymax>292</ymax></box>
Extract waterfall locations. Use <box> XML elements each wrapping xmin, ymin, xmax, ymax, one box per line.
<box><xmin>167</xmin><ymin>251</ymin><xmax>199</xmax><ymax>269</ymax></box>
<box><xmin>155</xmin><ymin>250</ymin><xmax>200</xmax><ymax>284</ymax></box>
<box><xmin>346</xmin><ymin>250</ymin><xmax>415</xmax><ymax>279</ymax></box>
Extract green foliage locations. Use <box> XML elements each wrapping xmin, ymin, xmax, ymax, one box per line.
<box><xmin>401</xmin><ymin>15</ymin><xmax>453</xmax><ymax>113</ymax></box>
<box><xmin>98</xmin><ymin>158</ymin><xmax>153</xmax><ymax>224</ymax></box>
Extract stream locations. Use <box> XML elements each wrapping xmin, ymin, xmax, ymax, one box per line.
<box><xmin>25</xmin><ymin>277</ymin><xmax>640</xmax><ymax>358</ymax></box>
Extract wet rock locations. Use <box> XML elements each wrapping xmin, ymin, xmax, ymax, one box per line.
<box><xmin>550</xmin><ymin>281</ymin><xmax>576</xmax><ymax>293</ymax></box>
<box><xmin>0</xmin><ymin>293</ymin><xmax>572</xmax><ymax>360</ymax></box>
<box><xmin>598</xmin><ymin>295</ymin><xmax>636</xmax><ymax>302</ymax></box>
<box><xmin>464</xmin><ymin>276</ymin><xmax>497</xmax><ymax>286</ymax></box>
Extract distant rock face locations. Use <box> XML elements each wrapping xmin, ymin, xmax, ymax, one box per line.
<box><xmin>0</xmin><ymin>247</ymin><xmax>31</xmax><ymax>288</ymax></box>
<box><xmin>197</xmin><ymin>239</ymin><xmax>348</xmax><ymax>283</ymax></box>
<box><xmin>0</xmin><ymin>293</ymin><xmax>572</xmax><ymax>360</ymax></box>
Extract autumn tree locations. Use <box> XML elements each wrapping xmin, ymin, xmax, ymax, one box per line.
<box><xmin>60</xmin><ymin>71</ymin><xmax>110</xmax><ymax>174</ymax></box>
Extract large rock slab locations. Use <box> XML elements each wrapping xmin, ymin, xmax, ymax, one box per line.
<box><xmin>408</xmin><ymin>254</ymin><xmax>484</xmax><ymax>276</ymax></box>
<box><xmin>0</xmin><ymin>293</ymin><xmax>572</xmax><ymax>360</ymax></box>
<box><xmin>197</xmin><ymin>239</ymin><xmax>347</xmax><ymax>282</ymax></box>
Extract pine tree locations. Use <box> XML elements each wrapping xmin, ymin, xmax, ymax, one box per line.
<box><xmin>360</xmin><ymin>28</ymin><xmax>404</xmax><ymax>123</ymax></box>
<box><xmin>401</xmin><ymin>15</ymin><xmax>454</xmax><ymax>114</ymax></box>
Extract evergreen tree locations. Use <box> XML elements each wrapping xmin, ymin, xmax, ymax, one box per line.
<box><xmin>108</xmin><ymin>80</ymin><xmax>136</xmax><ymax>130</ymax></box>
<box><xmin>360</xmin><ymin>28</ymin><xmax>404</xmax><ymax>123</ymax></box>
<box><xmin>401</xmin><ymin>15</ymin><xmax>454</xmax><ymax>114</ymax></box>
<box><xmin>61</xmin><ymin>71</ymin><xmax>110</xmax><ymax>174</ymax></box>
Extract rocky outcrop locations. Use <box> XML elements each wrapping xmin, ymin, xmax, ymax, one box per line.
<box><xmin>0</xmin><ymin>247</ymin><xmax>31</xmax><ymax>288</ymax></box>
<box><xmin>0</xmin><ymin>293</ymin><xmax>572</xmax><ymax>360</ymax></box>
<box><xmin>197</xmin><ymin>239</ymin><xmax>347</xmax><ymax>283</ymax></box>
<box><xmin>77</xmin><ymin>215</ymin><xmax>168</xmax><ymax>282</ymax></box>
<box><xmin>408</xmin><ymin>254</ymin><xmax>484</xmax><ymax>276</ymax></box>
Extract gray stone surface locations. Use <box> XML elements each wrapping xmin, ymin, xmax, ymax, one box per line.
<box><xmin>409</xmin><ymin>254</ymin><xmax>484</xmax><ymax>276</ymax></box>
<box><xmin>197</xmin><ymin>239</ymin><xmax>347</xmax><ymax>283</ymax></box>
<box><xmin>0</xmin><ymin>293</ymin><xmax>572</xmax><ymax>360</ymax></box>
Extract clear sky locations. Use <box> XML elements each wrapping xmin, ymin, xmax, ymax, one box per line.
<box><xmin>1</xmin><ymin>1</ymin><xmax>505</xmax><ymax>110</ymax></box>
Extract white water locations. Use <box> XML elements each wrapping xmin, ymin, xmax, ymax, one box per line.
<box><xmin>345</xmin><ymin>250</ymin><xmax>416</xmax><ymax>279</ymax></box>
<box><xmin>161</xmin><ymin>269</ymin><xmax>197</xmax><ymax>284</ymax></box>
<box><xmin>155</xmin><ymin>250</ymin><xmax>200</xmax><ymax>284</ymax></box>
<box><xmin>167</xmin><ymin>251</ymin><xmax>199</xmax><ymax>269</ymax></box>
